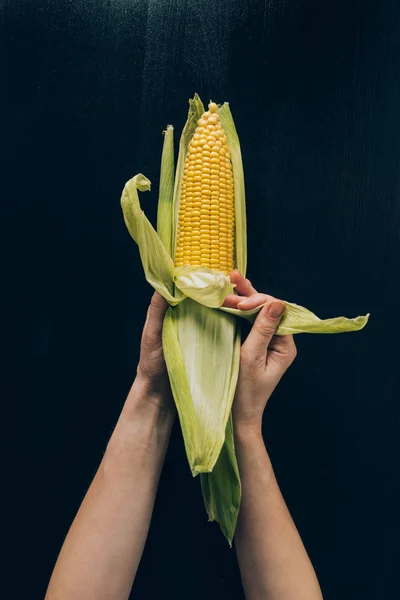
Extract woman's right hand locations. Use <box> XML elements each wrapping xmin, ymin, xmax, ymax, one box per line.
<box><xmin>224</xmin><ymin>271</ymin><xmax>297</xmax><ymax>433</ymax></box>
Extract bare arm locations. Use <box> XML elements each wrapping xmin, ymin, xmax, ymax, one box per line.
<box><xmin>235</xmin><ymin>430</ymin><xmax>322</xmax><ymax>600</ymax></box>
<box><xmin>46</xmin><ymin>294</ymin><xmax>175</xmax><ymax>600</ymax></box>
<box><xmin>225</xmin><ymin>272</ymin><xmax>323</xmax><ymax>600</ymax></box>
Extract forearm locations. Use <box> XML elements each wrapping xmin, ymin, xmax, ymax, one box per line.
<box><xmin>234</xmin><ymin>426</ymin><xmax>323</xmax><ymax>600</ymax></box>
<box><xmin>46</xmin><ymin>375</ymin><xmax>174</xmax><ymax>600</ymax></box>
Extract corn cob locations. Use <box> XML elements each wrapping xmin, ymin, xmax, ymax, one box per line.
<box><xmin>175</xmin><ymin>102</ymin><xmax>235</xmax><ymax>274</ymax></box>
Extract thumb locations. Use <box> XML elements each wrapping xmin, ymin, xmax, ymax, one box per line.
<box><xmin>241</xmin><ymin>299</ymin><xmax>285</xmax><ymax>366</ymax></box>
<box><xmin>142</xmin><ymin>292</ymin><xmax>169</xmax><ymax>346</ymax></box>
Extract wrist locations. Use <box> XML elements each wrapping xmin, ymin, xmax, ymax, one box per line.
<box><xmin>135</xmin><ymin>367</ymin><xmax>175</xmax><ymax>413</ymax></box>
<box><xmin>106</xmin><ymin>376</ymin><xmax>175</xmax><ymax>464</ymax></box>
<box><xmin>123</xmin><ymin>374</ymin><xmax>175</xmax><ymax>428</ymax></box>
<box><xmin>233</xmin><ymin>422</ymin><xmax>275</xmax><ymax>485</ymax></box>
<box><xmin>233</xmin><ymin>420</ymin><xmax>263</xmax><ymax>445</ymax></box>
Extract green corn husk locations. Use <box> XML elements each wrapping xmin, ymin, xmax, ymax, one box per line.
<box><xmin>120</xmin><ymin>94</ymin><xmax>369</xmax><ymax>544</ymax></box>
<box><xmin>157</xmin><ymin>125</ymin><xmax>175</xmax><ymax>256</ymax></box>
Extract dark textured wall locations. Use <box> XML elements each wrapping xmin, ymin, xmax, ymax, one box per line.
<box><xmin>4</xmin><ymin>1</ymin><xmax>399</xmax><ymax>598</ymax></box>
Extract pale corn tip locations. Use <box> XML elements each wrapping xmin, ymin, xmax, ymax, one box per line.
<box><xmin>175</xmin><ymin>103</ymin><xmax>235</xmax><ymax>274</ymax></box>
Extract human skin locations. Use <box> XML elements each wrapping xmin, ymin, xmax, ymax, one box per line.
<box><xmin>224</xmin><ymin>271</ymin><xmax>323</xmax><ymax>600</ymax></box>
<box><xmin>45</xmin><ymin>274</ymin><xmax>323</xmax><ymax>600</ymax></box>
<box><xmin>45</xmin><ymin>294</ymin><xmax>175</xmax><ymax>600</ymax></box>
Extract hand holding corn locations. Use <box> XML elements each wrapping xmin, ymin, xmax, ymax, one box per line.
<box><xmin>136</xmin><ymin>291</ymin><xmax>175</xmax><ymax>412</ymax></box>
<box><xmin>224</xmin><ymin>271</ymin><xmax>297</xmax><ymax>435</ymax></box>
<box><xmin>120</xmin><ymin>93</ymin><xmax>369</xmax><ymax>543</ymax></box>
<box><xmin>139</xmin><ymin>273</ymin><xmax>296</xmax><ymax>427</ymax></box>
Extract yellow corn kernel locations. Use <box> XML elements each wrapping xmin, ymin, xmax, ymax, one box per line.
<box><xmin>174</xmin><ymin>102</ymin><xmax>235</xmax><ymax>273</ymax></box>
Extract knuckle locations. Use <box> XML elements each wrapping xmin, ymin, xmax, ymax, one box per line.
<box><xmin>258</xmin><ymin>293</ymin><xmax>270</xmax><ymax>303</ymax></box>
<box><xmin>256</xmin><ymin>320</ymin><xmax>276</xmax><ymax>338</ymax></box>
<box><xmin>285</xmin><ymin>342</ymin><xmax>297</xmax><ymax>365</ymax></box>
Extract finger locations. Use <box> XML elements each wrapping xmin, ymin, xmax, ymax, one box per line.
<box><xmin>266</xmin><ymin>335</ymin><xmax>297</xmax><ymax>382</ymax></box>
<box><xmin>223</xmin><ymin>293</ymin><xmax>270</xmax><ymax>309</ymax></box>
<box><xmin>237</xmin><ymin>292</ymin><xmax>274</xmax><ymax>310</ymax></box>
<box><xmin>222</xmin><ymin>294</ymin><xmax>248</xmax><ymax>308</ymax></box>
<box><xmin>143</xmin><ymin>292</ymin><xmax>169</xmax><ymax>344</ymax></box>
<box><xmin>229</xmin><ymin>270</ymin><xmax>258</xmax><ymax>296</ymax></box>
<box><xmin>268</xmin><ymin>334</ymin><xmax>297</xmax><ymax>366</ymax></box>
<box><xmin>240</xmin><ymin>299</ymin><xmax>285</xmax><ymax>366</ymax></box>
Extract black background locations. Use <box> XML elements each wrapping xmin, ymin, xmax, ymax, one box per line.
<box><xmin>3</xmin><ymin>1</ymin><xmax>400</xmax><ymax>598</ymax></box>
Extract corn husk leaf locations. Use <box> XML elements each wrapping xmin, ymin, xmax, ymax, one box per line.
<box><xmin>162</xmin><ymin>306</ymin><xmax>200</xmax><ymax>465</ymax></box>
<box><xmin>157</xmin><ymin>125</ymin><xmax>175</xmax><ymax>255</ymax></box>
<box><xmin>121</xmin><ymin>174</ymin><xmax>184</xmax><ymax>305</ymax></box>
<box><xmin>163</xmin><ymin>299</ymin><xmax>240</xmax><ymax>475</ymax></box>
<box><xmin>219</xmin><ymin>103</ymin><xmax>247</xmax><ymax>277</ymax></box>
<box><xmin>200</xmin><ymin>405</ymin><xmax>241</xmax><ymax>546</ymax></box>
<box><xmin>221</xmin><ymin>301</ymin><xmax>369</xmax><ymax>334</ymax></box>
<box><xmin>174</xmin><ymin>265</ymin><xmax>234</xmax><ymax>308</ymax></box>
<box><xmin>121</xmin><ymin>174</ymin><xmax>234</xmax><ymax>311</ymax></box>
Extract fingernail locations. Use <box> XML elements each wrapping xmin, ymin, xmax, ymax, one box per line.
<box><xmin>267</xmin><ymin>301</ymin><xmax>284</xmax><ymax>319</ymax></box>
